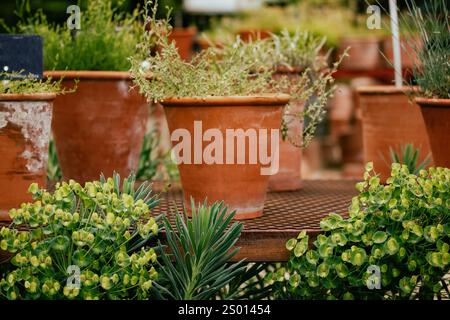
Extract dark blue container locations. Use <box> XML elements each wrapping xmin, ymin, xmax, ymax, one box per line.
<box><xmin>0</xmin><ymin>34</ymin><xmax>43</xmax><ymax>79</ymax></box>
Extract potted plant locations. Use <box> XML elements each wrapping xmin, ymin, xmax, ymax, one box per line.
<box><xmin>406</xmin><ymin>0</ymin><xmax>450</xmax><ymax>167</ymax></box>
<box><xmin>131</xmin><ymin>6</ymin><xmax>294</xmax><ymax>219</ymax></box>
<box><xmin>0</xmin><ymin>72</ymin><xmax>61</xmax><ymax>221</ymax></box>
<box><xmin>17</xmin><ymin>0</ymin><xmax>149</xmax><ymax>184</ymax></box>
<box><xmin>267</xmin><ymin>29</ymin><xmax>343</xmax><ymax>191</ymax></box>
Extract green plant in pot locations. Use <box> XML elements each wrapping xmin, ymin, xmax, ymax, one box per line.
<box><xmin>16</xmin><ymin>0</ymin><xmax>150</xmax><ymax>184</ymax></box>
<box><xmin>403</xmin><ymin>0</ymin><xmax>450</xmax><ymax>167</ymax></box>
<box><xmin>131</xmin><ymin>2</ymin><xmax>343</xmax><ymax>219</ymax></box>
<box><xmin>0</xmin><ymin>173</ymin><xmax>160</xmax><ymax>300</ymax></box>
<box><xmin>268</xmin><ymin>29</ymin><xmax>343</xmax><ymax>191</ymax></box>
<box><xmin>0</xmin><ymin>72</ymin><xmax>62</xmax><ymax>222</ymax></box>
<box><xmin>268</xmin><ymin>163</ymin><xmax>450</xmax><ymax>300</ymax></box>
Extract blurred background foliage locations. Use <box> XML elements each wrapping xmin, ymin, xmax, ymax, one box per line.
<box><xmin>0</xmin><ymin>0</ymin><xmax>439</xmax><ymax>33</ymax></box>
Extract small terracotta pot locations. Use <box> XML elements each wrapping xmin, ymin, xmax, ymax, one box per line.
<box><xmin>358</xmin><ymin>86</ymin><xmax>433</xmax><ymax>181</ymax></box>
<box><xmin>268</xmin><ymin>69</ymin><xmax>304</xmax><ymax>191</ymax></box>
<box><xmin>237</xmin><ymin>29</ymin><xmax>272</xmax><ymax>42</ymax></box>
<box><xmin>161</xmin><ymin>95</ymin><xmax>289</xmax><ymax>219</ymax></box>
<box><xmin>168</xmin><ymin>27</ymin><xmax>197</xmax><ymax>61</ymax></box>
<box><xmin>46</xmin><ymin>71</ymin><xmax>149</xmax><ymax>184</ymax></box>
<box><xmin>338</xmin><ymin>36</ymin><xmax>382</xmax><ymax>71</ymax></box>
<box><xmin>0</xmin><ymin>93</ymin><xmax>55</xmax><ymax>221</ymax></box>
<box><xmin>415</xmin><ymin>97</ymin><xmax>450</xmax><ymax>168</ymax></box>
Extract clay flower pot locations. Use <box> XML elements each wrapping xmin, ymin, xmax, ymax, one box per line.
<box><xmin>46</xmin><ymin>71</ymin><xmax>149</xmax><ymax>184</ymax></box>
<box><xmin>0</xmin><ymin>93</ymin><xmax>55</xmax><ymax>221</ymax></box>
<box><xmin>415</xmin><ymin>97</ymin><xmax>450</xmax><ymax>167</ymax></box>
<box><xmin>168</xmin><ymin>27</ymin><xmax>197</xmax><ymax>61</ymax></box>
<box><xmin>338</xmin><ymin>36</ymin><xmax>382</xmax><ymax>71</ymax></box>
<box><xmin>268</xmin><ymin>69</ymin><xmax>304</xmax><ymax>192</ymax></box>
<box><xmin>237</xmin><ymin>29</ymin><xmax>272</xmax><ymax>42</ymax></box>
<box><xmin>357</xmin><ymin>86</ymin><xmax>432</xmax><ymax>181</ymax></box>
<box><xmin>382</xmin><ymin>35</ymin><xmax>422</xmax><ymax>70</ymax></box>
<box><xmin>161</xmin><ymin>95</ymin><xmax>290</xmax><ymax>220</ymax></box>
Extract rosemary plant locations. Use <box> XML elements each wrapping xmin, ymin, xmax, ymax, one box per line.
<box><xmin>0</xmin><ymin>71</ymin><xmax>63</xmax><ymax>94</ymax></box>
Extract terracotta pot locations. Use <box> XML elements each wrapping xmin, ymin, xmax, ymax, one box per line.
<box><xmin>161</xmin><ymin>95</ymin><xmax>289</xmax><ymax>219</ymax></box>
<box><xmin>415</xmin><ymin>97</ymin><xmax>450</xmax><ymax>168</ymax></box>
<box><xmin>338</xmin><ymin>36</ymin><xmax>382</xmax><ymax>71</ymax></box>
<box><xmin>268</xmin><ymin>69</ymin><xmax>304</xmax><ymax>191</ymax></box>
<box><xmin>168</xmin><ymin>27</ymin><xmax>197</xmax><ymax>61</ymax></box>
<box><xmin>46</xmin><ymin>71</ymin><xmax>149</xmax><ymax>184</ymax></box>
<box><xmin>237</xmin><ymin>29</ymin><xmax>272</xmax><ymax>42</ymax></box>
<box><xmin>358</xmin><ymin>86</ymin><xmax>433</xmax><ymax>181</ymax></box>
<box><xmin>0</xmin><ymin>93</ymin><xmax>55</xmax><ymax>221</ymax></box>
<box><xmin>382</xmin><ymin>35</ymin><xmax>422</xmax><ymax>70</ymax></box>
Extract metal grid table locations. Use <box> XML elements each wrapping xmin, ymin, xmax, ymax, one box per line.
<box><xmin>153</xmin><ymin>180</ymin><xmax>358</xmax><ymax>262</ymax></box>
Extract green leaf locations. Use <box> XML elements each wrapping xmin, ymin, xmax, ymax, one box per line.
<box><xmin>372</xmin><ymin>231</ymin><xmax>388</xmax><ymax>244</ymax></box>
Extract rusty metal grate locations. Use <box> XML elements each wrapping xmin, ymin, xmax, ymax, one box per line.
<box><xmin>153</xmin><ymin>180</ymin><xmax>358</xmax><ymax>233</ymax></box>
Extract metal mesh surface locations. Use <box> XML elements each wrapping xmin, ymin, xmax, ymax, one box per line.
<box><xmin>153</xmin><ymin>180</ymin><xmax>358</xmax><ymax>233</ymax></box>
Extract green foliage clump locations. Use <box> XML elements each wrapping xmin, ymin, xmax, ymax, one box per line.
<box><xmin>16</xmin><ymin>0</ymin><xmax>143</xmax><ymax>71</ymax></box>
<box><xmin>269</xmin><ymin>163</ymin><xmax>450</xmax><ymax>300</ymax></box>
<box><xmin>0</xmin><ymin>174</ymin><xmax>160</xmax><ymax>300</ymax></box>
<box><xmin>154</xmin><ymin>201</ymin><xmax>245</xmax><ymax>300</ymax></box>
<box><xmin>0</xmin><ymin>71</ymin><xmax>63</xmax><ymax>95</ymax></box>
<box><xmin>403</xmin><ymin>0</ymin><xmax>450</xmax><ymax>99</ymax></box>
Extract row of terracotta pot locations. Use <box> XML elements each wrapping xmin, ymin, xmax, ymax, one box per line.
<box><xmin>0</xmin><ymin>69</ymin><xmax>306</xmax><ymax>221</ymax></box>
<box><xmin>357</xmin><ymin>85</ymin><xmax>449</xmax><ymax>181</ymax></box>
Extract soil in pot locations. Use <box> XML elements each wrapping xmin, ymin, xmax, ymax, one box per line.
<box><xmin>0</xmin><ymin>93</ymin><xmax>55</xmax><ymax>221</ymax></box>
<box><xmin>168</xmin><ymin>27</ymin><xmax>197</xmax><ymax>61</ymax></box>
<box><xmin>357</xmin><ymin>86</ymin><xmax>433</xmax><ymax>181</ymax></box>
<box><xmin>47</xmin><ymin>71</ymin><xmax>149</xmax><ymax>184</ymax></box>
<box><xmin>338</xmin><ymin>36</ymin><xmax>382</xmax><ymax>71</ymax></box>
<box><xmin>415</xmin><ymin>98</ymin><xmax>450</xmax><ymax>168</ymax></box>
<box><xmin>161</xmin><ymin>95</ymin><xmax>289</xmax><ymax>220</ymax></box>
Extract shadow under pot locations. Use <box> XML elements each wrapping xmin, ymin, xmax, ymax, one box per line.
<box><xmin>160</xmin><ymin>95</ymin><xmax>290</xmax><ymax>220</ymax></box>
<box><xmin>46</xmin><ymin>71</ymin><xmax>149</xmax><ymax>184</ymax></box>
<box><xmin>415</xmin><ymin>97</ymin><xmax>450</xmax><ymax>168</ymax></box>
<box><xmin>357</xmin><ymin>86</ymin><xmax>433</xmax><ymax>182</ymax></box>
<box><xmin>0</xmin><ymin>93</ymin><xmax>55</xmax><ymax>221</ymax></box>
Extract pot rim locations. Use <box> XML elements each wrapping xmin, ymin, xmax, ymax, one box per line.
<box><xmin>44</xmin><ymin>70</ymin><xmax>132</xmax><ymax>80</ymax></box>
<box><xmin>415</xmin><ymin>97</ymin><xmax>450</xmax><ymax>108</ymax></box>
<box><xmin>160</xmin><ymin>94</ymin><xmax>291</xmax><ymax>107</ymax></box>
<box><xmin>0</xmin><ymin>93</ymin><xmax>56</xmax><ymax>101</ymax></box>
<box><xmin>356</xmin><ymin>85</ymin><xmax>418</xmax><ymax>95</ymax></box>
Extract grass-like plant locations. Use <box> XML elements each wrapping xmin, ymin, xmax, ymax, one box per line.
<box><xmin>13</xmin><ymin>0</ymin><xmax>143</xmax><ymax>71</ymax></box>
<box><xmin>401</xmin><ymin>0</ymin><xmax>450</xmax><ymax>99</ymax></box>
<box><xmin>269</xmin><ymin>163</ymin><xmax>450</xmax><ymax>300</ymax></box>
<box><xmin>153</xmin><ymin>201</ymin><xmax>245</xmax><ymax>300</ymax></box>
<box><xmin>386</xmin><ymin>144</ymin><xmax>431</xmax><ymax>176</ymax></box>
<box><xmin>0</xmin><ymin>173</ymin><xmax>160</xmax><ymax>300</ymax></box>
<box><xmin>131</xmin><ymin>2</ymin><xmax>345</xmax><ymax>147</ymax></box>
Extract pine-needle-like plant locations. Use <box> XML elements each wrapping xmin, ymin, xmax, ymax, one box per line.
<box><xmin>387</xmin><ymin>144</ymin><xmax>431</xmax><ymax>175</ymax></box>
<box><xmin>154</xmin><ymin>202</ymin><xmax>245</xmax><ymax>300</ymax></box>
<box><xmin>0</xmin><ymin>71</ymin><xmax>63</xmax><ymax>94</ymax></box>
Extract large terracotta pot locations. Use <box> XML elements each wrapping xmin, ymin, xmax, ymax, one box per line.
<box><xmin>0</xmin><ymin>93</ymin><xmax>55</xmax><ymax>221</ymax></box>
<box><xmin>268</xmin><ymin>69</ymin><xmax>303</xmax><ymax>191</ymax></box>
<box><xmin>415</xmin><ymin>98</ymin><xmax>450</xmax><ymax>167</ymax></box>
<box><xmin>46</xmin><ymin>71</ymin><xmax>149</xmax><ymax>184</ymax></box>
<box><xmin>338</xmin><ymin>36</ymin><xmax>382</xmax><ymax>71</ymax></box>
<box><xmin>161</xmin><ymin>95</ymin><xmax>289</xmax><ymax>219</ymax></box>
<box><xmin>357</xmin><ymin>86</ymin><xmax>432</xmax><ymax>181</ymax></box>
<box><xmin>382</xmin><ymin>35</ymin><xmax>422</xmax><ymax>70</ymax></box>
<box><xmin>168</xmin><ymin>27</ymin><xmax>197</xmax><ymax>61</ymax></box>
